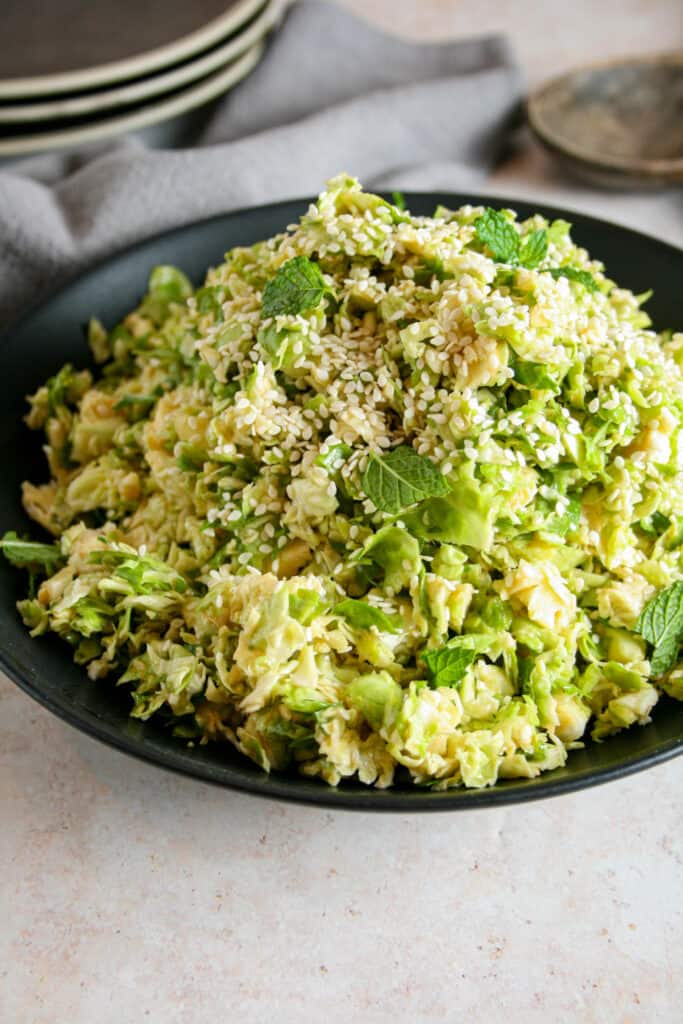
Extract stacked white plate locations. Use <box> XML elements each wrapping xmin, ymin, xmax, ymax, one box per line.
<box><xmin>0</xmin><ymin>0</ymin><xmax>279</xmax><ymax>157</ymax></box>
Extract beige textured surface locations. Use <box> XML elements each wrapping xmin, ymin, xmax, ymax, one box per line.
<box><xmin>2</xmin><ymin>3</ymin><xmax>683</xmax><ymax>1022</ymax></box>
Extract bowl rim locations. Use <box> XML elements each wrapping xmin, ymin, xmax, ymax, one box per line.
<box><xmin>3</xmin><ymin>626</ymin><xmax>683</xmax><ymax>813</ymax></box>
<box><xmin>527</xmin><ymin>51</ymin><xmax>683</xmax><ymax>179</ymax></box>
<box><xmin>2</xmin><ymin>192</ymin><xmax>682</xmax><ymax>811</ymax></box>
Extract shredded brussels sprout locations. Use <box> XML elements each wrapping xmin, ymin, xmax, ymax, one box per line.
<box><xmin>4</xmin><ymin>175</ymin><xmax>683</xmax><ymax>790</ymax></box>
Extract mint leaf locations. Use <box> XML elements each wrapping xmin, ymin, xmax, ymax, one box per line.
<box><xmin>636</xmin><ymin>582</ymin><xmax>683</xmax><ymax>675</ymax></box>
<box><xmin>474</xmin><ymin>209</ymin><xmax>520</xmax><ymax>264</ymax></box>
<box><xmin>362</xmin><ymin>446</ymin><xmax>450</xmax><ymax>515</ymax></box>
<box><xmin>421</xmin><ymin>644</ymin><xmax>476</xmax><ymax>687</ymax></box>
<box><xmin>548</xmin><ymin>267</ymin><xmax>599</xmax><ymax>292</ymax></box>
<box><xmin>519</xmin><ymin>229</ymin><xmax>548</xmax><ymax>269</ymax></box>
<box><xmin>0</xmin><ymin>531</ymin><xmax>64</xmax><ymax>573</ymax></box>
<box><xmin>262</xmin><ymin>256</ymin><xmax>327</xmax><ymax>318</ymax></box>
<box><xmin>334</xmin><ymin>598</ymin><xmax>402</xmax><ymax>633</ymax></box>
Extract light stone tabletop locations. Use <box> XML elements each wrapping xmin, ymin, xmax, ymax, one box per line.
<box><xmin>2</xmin><ymin>2</ymin><xmax>682</xmax><ymax>1022</ymax></box>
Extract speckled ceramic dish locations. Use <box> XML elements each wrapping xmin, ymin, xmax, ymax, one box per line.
<box><xmin>0</xmin><ymin>42</ymin><xmax>264</xmax><ymax>158</ymax></box>
<box><xmin>0</xmin><ymin>0</ymin><xmax>266</xmax><ymax>99</ymax></box>
<box><xmin>1</xmin><ymin>195</ymin><xmax>682</xmax><ymax>810</ymax></box>
<box><xmin>528</xmin><ymin>54</ymin><xmax>683</xmax><ymax>188</ymax></box>
<box><xmin>0</xmin><ymin>1</ymin><xmax>277</xmax><ymax>125</ymax></box>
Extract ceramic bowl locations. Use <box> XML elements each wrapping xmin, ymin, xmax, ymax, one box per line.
<box><xmin>528</xmin><ymin>54</ymin><xmax>683</xmax><ymax>188</ymax></box>
<box><xmin>1</xmin><ymin>195</ymin><xmax>682</xmax><ymax>810</ymax></box>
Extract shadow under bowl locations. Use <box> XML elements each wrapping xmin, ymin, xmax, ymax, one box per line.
<box><xmin>527</xmin><ymin>54</ymin><xmax>683</xmax><ymax>189</ymax></box>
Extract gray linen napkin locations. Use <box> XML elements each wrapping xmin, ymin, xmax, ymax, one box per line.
<box><xmin>0</xmin><ymin>1</ymin><xmax>521</xmax><ymax>326</ymax></box>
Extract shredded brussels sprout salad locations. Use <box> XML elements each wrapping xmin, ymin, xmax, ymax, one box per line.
<box><xmin>3</xmin><ymin>175</ymin><xmax>683</xmax><ymax>790</ymax></box>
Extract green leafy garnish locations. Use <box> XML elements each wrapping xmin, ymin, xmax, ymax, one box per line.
<box><xmin>361</xmin><ymin>446</ymin><xmax>450</xmax><ymax>515</ymax></box>
<box><xmin>474</xmin><ymin>210</ymin><xmax>599</xmax><ymax>292</ymax></box>
<box><xmin>635</xmin><ymin>582</ymin><xmax>683</xmax><ymax>675</ymax></box>
<box><xmin>0</xmin><ymin>531</ymin><xmax>64</xmax><ymax>572</ymax></box>
<box><xmin>519</xmin><ymin>228</ymin><xmax>549</xmax><ymax>269</ymax></box>
<box><xmin>262</xmin><ymin>256</ymin><xmax>327</xmax><ymax>318</ymax></box>
<box><xmin>421</xmin><ymin>644</ymin><xmax>477</xmax><ymax>688</ymax></box>
<box><xmin>474</xmin><ymin>209</ymin><xmax>549</xmax><ymax>270</ymax></box>
<box><xmin>548</xmin><ymin>267</ymin><xmax>599</xmax><ymax>292</ymax></box>
<box><xmin>334</xmin><ymin>598</ymin><xmax>402</xmax><ymax>633</ymax></box>
<box><xmin>391</xmin><ymin>191</ymin><xmax>406</xmax><ymax>210</ymax></box>
<box><xmin>474</xmin><ymin>209</ymin><xmax>521</xmax><ymax>264</ymax></box>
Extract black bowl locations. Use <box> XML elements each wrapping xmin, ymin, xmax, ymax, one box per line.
<box><xmin>1</xmin><ymin>194</ymin><xmax>682</xmax><ymax>810</ymax></box>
